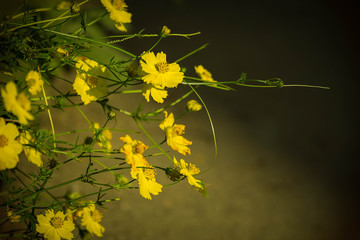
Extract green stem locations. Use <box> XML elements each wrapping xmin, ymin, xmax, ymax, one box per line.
<box><xmin>114</xmin><ymin>89</ymin><xmax>142</xmax><ymax>94</ymax></box>
<box><xmin>186</xmin><ymin>84</ymin><xmax>217</xmax><ymax>174</ymax></box>
<box><xmin>283</xmin><ymin>84</ymin><xmax>330</xmax><ymax>89</ymax></box>
<box><xmin>104</xmin><ymin>31</ymin><xmax>201</xmax><ymax>39</ymax></box>
<box><xmin>146</xmin><ymin>89</ymin><xmax>194</xmax><ymax>117</ymax></box>
<box><xmin>134</xmin><ymin>119</ymin><xmax>173</xmax><ymax>163</ymax></box>
<box><xmin>174</xmin><ymin>43</ymin><xmax>208</xmax><ymax>63</ymax></box>
<box><xmin>74</xmin><ymin>12</ymin><xmax>107</xmax><ymax>35</ymax></box>
<box><xmin>8</xmin><ymin>15</ymin><xmax>79</xmax><ymax>32</ymax></box>
<box><xmin>42</xmin><ymin>28</ymin><xmax>136</xmax><ymax>58</ymax></box>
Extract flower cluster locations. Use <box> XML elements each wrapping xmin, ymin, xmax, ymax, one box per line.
<box><xmin>0</xmin><ymin>0</ymin><xmax>294</xmax><ymax>238</ymax></box>
<box><xmin>36</xmin><ymin>202</ymin><xmax>106</xmax><ymax>239</ymax></box>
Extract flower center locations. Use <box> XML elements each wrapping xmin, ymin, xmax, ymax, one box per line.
<box><xmin>189</xmin><ymin>163</ymin><xmax>200</xmax><ymax>175</ymax></box>
<box><xmin>173</xmin><ymin>124</ymin><xmax>185</xmax><ymax>136</ymax></box>
<box><xmin>50</xmin><ymin>217</ymin><xmax>64</xmax><ymax>228</ymax></box>
<box><xmin>112</xmin><ymin>0</ymin><xmax>125</xmax><ymax>9</ymax></box>
<box><xmin>87</xmin><ymin>76</ymin><xmax>98</xmax><ymax>88</ymax></box>
<box><xmin>91</xmin><ymin>209</ymin><xmax>103</xmax><ymax>222</ymax></box>
<box><xmin>27</xmin><ymin>78</ymin><xmax>36</xmax><ymax>87</ymax></box>
<box><xmin>17</xmin><ymin>92</ymin><xmax>31</xmax><ymax>108</ymax></box>
<box><xmin>202</xmin><ymin>71</ymin><xmax>212</xmax><ymax>79</ymax></box>
<box><xmin>144</xmin><ymin>168</ymin><xmax>156</xmax><ymax>179</ymax></box>
<box><xmin>0</xmin><ymin>135</ymin><xmax>9</xmax><ymax>148</ymax></box>
<box><xmin>135</xmin><ymin>142</ymin><xmax>147</xmax><ymax>154</ymax></box>
<box><xmin>156</xmin><ymin>62</ymin><xmax>169</xmax><ymax>73</ymax></box>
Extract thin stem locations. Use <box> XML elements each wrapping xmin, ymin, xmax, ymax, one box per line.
<box><xmin>42</xmin><ymin>28</ymin><xmax>137</xmax><ymax>58</ymax></box>
<box><xmin>74</xmin><ymin>11</ymin><xmax>107</xmax><ymax>35</ymax></box>
<box><xmin>8</xmin><ymin>15</ymin><xmax>79</xmax><ymax>32</ymax></box>
<box><xmin>11</xmin><ymin>8</ymin><xmax>51</xmax><ymax>20</ymax></box>
<box><xmin>114</xmin><ymin>89</ymin><xmax>142</xmax><ymax>94</ymax></box>
<box><xmin>104</xmin><ymin>31</ymin><xmax>201</xmax><ymax>39</ymax></box>
<box><xmin>146</xmin><ymin>89</ymin><xmax>194</xmax><ymax>117</ymax></box>
<box><xmin>186</xmin><ymin>84</ymin><xmax>217</xmax><ymax>174</ymax></box>
<box><xmin>41</xmin><ymin>83</ymin><xmax>56</xmax><ymax>148</ymax></box>
<box><xmin>174</xmin><ymin>43</ymin><xmax>208</xmax><ymax>63</ymax></box>
<box><xmin>134</xmin><ymin>119</ymin><xmax>173</xmax><ymax>163</ymax></box>
<box><xmin>283</xmin><ymin>84</ymin><xmax>330</xmax><ymax>89</ymax></box>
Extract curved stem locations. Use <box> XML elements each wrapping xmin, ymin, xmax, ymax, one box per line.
<box><xmin>135</xmin><ymin>119</ymin><xmax>173</xmax><ymax>163</ymax></box>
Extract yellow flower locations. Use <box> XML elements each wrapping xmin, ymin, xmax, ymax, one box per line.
<box><xmin>73</xmin><ymin>57</ymin><xmax>107</xmax><ymax>105</ymax></box>
<box><xmin>56</xmin><ymin>47</ymin><xmax>69</xmax><ymax>59</ymax></box>
<box><xmin>19</xmin><ymin>131</ymin><xmax>42</xmax><ymax>167</ymax></box>
<box><xmin>26</xmin><ymin>70</ymin><xmax>44</xmax><ymax>95</ymax></box>
<box><xmin>142</xmin><ymin>83</ymin><xmax>168</xmax><ymax>103</ymax></box>
<box><xmin>80</xmin><ymin>203</ymin><xmax>105</xmax><ymax>237</ymax></box>
<box><xmin>173</xmin><ymin>157</ymin><xmax>203</xmax><ymax>189</ymax></box>
<box><xmin>186</xmin><ymin>99</ymin><xmax>202</xmax><ymax>112</ymax></box>
<box><xmin>159</xmin><ymin>111</ymin><xmax>192</xmax><ymax>155</ymax></box>
<box><xmin>141</xmin><ymin>51</ymin><xmax>184</xmax><ymax>89</ymax></box>
<box><xmin>6</xmin><ymin>206</ymin><xmax>21</xmax><ymax>223</ymax></box>
<box><xmin>93</xmin><ymin>122</ymin><xmax>112</xmax><ymax>153</ymax></box>
<box><xmin>194</xmin><ymin>65</ymin><xmax>216</xmax><ymax>82</ymax></box>
<box><xmin>100</xmin><ymin>0</ymin><xmax>132</xmax><ymax>32</ymax></box>
<box><xmin>119</xmin><ymin>134</ymin><xmax>148</xmax><ymax>169</ymax></box>
<box><xmin>161</xmin><ymin>25</ymin><xmax>171</xmax><ymax>37</ymax></box>
<box><xmin>0</xmin><ymin>118</ymin><xmax>22</xmax><ymax>170</ymax></box>
<box><xmin>1</xmin><ymin>81</ymin><xmax>34</xmax><ymax>125</ymax></box>
<box><xmin>120</xmin><ymin>135</ymin><xmax>163</xmax><ymax>199</ymax></box>
<box><xmin>137</xmin><ymin>166</ymin><xmax>163</xmax><ymax>200</ymax></box>
<box><xmin>36</xmin><ymin>209</ymin><xmax>75</xmax><ymax>240</ymax></box>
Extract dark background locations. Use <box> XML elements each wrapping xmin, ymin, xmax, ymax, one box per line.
<box><xmin>123</xmin><ymin>0</ymin><xmax>360</xmax><ymax>239</ymax></box>
<box><xmin>1</xmin><ymin>0</ymin><xmax>359</xmax><ymax>239</ymax></box>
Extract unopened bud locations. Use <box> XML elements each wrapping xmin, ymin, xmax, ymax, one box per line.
<box><xmin>108</xmin><ymin>111</ymin><xmax>116</xmax><ymax>119</ymax></box>
<box><xmin>71</xmin><ymin>4</ymin><xmax>80</xmax><ymax>14</ymax></box>
<box><xmin>165</xmin><ymin>167</ymin><xmax>181</xmax><ymax>182</ymax></box>
<box><xmin>161</xmin><ymin>26</ymin><xmax>171</xmax><ymax>37</ymax></box>
<box><xmin>186</xmin><ymin>100</ymin><xmax>202</xmax><ymax>112</ymax></box>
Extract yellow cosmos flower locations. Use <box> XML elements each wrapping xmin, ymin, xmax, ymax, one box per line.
<box><xmin>120</xmin><ymin>135</ymin><xmax>163</xmax><ymax>200</ymax></box>
<box><xmin>142</xmin><ymin>83</ymin><xmax>168</xmax><ymax>103</ymax></box>
<box><xmin>0</xmin><ymin>118</ymin><xmax>22</xmax><ymax>170</ymax></box>
<box><xmin>36</xmin><ymin>209</ymin><xmax>75</xmax><ymax>240</ymax></box>
<box><xmin>137</xmin><ymin>166</ymin><xmax>163</xmax><ymax>200</ymax></box>
<box><xmin>141</xmin><ymin>51</ymin><xmax>184</xmax><ymax>89</ymax></box>
<box><xmin>1</xmin><ymin>81</ymin><xmax>34</xmax><ymax>125</ymax></box>
<box><xmin>80</xmin><ymin>203</ymin><xmax>105</xmax><ymax>237</ymax></box>
<box><xmin>186</xmin><ymin>99</ymin><xmax>202</xmax><ymax>112</ymax></box>
<box><xmin>159</xmin><ymin>111</ymin><xmax>192</xmax><ymax>155</ymax></box>
<box><xmin>194</xmin><ymin>65</ymin><xmax>216</xmax><ymax>82</ymax></box>
<box><xmin>25</xmin><ymin>70</ymin><xmax>44</xmax><ymax>95</ymax></box>
<box><xmin>119</xmin><ymin>134</ymin><xmax>148</xmax><ymax>169</ymax></box>
<box><xmin>73</xmin><ymin>57</ymin><xmax>107</xmax><ymax>105</ymax></box>
<box><xmin>56</xmin><ymin>47</ymin><xmax>69</xmax><ymax>59</ymax></box>
<box><xmin>6</xmin><ymin>206</ymin><xmax>21</xmax><ymax>223</ymax></box>
<box><xmin>19</xmin><ymin>131</ymin><xmax>42</xmax><ymax>167</ymax></box>
<box><xmin>101</xmin><ymin>0</ymin><xmax>132</xmax><ymax>32</ymax></box>
<box><xmin>93</xmin><ymin>122</ymin><xmax>112</xmax><ymax>153</ymax></box>
<box><xmin>173</xmin><ymin>157</ymin><xmax>203</xmax><ymax>189</ymax></box>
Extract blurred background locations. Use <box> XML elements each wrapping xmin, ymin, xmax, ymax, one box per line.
<box><xmin>1</xmin><ymin>0</ymin><xmax>359</xmax><ymax>239</ymax></box>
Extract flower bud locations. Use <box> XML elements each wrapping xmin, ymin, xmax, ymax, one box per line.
<box><xmin>6</xmin><ymin>207</ymin><xmax>21</xmax><ymax>223</ymax></box>
<box><xmin>70</xmin><ymin>4</ymin><xmax>80</xmax><ymax>14</ymax></box>
<box><xmin>161</xmin><ymin>26</ymin><xmax>171</xmax><ymax>37</ymax></box>
<box><xmin>165</xmin><ymin>167</ymin><xmax>181</xmax><ymax>182</ymax></box>
<box><xmin>186</xmin><ymin>100</ymin><xmax>202</xmax><ymax>112</ymax></box>
<box><xmin>108</xmin><ymin>111</ymin><xmax>116</xmax><ymax>119</ymax></box>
